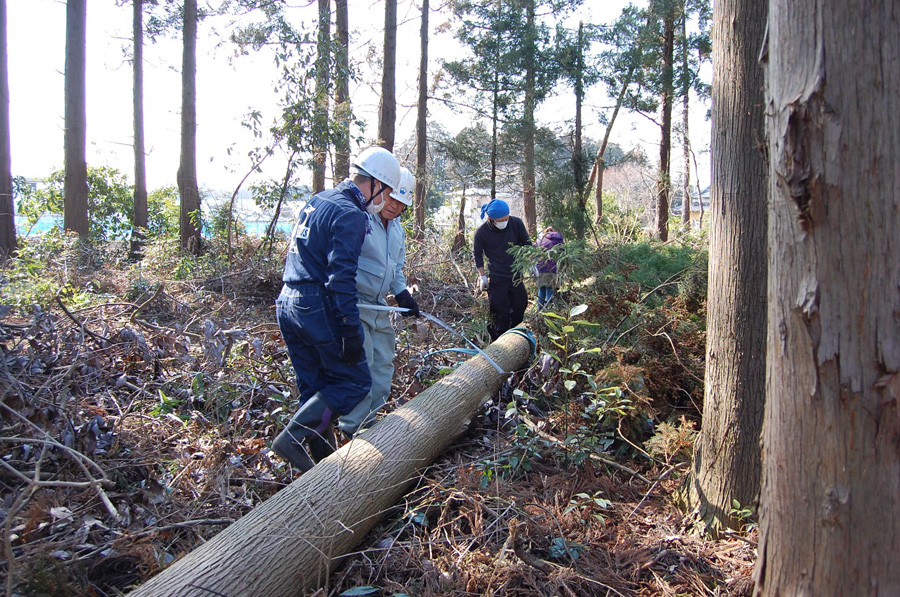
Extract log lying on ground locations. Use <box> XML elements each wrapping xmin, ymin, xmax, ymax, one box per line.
<box><xmin>129</xmin><ymin>329</ymin><xmax>533</xmax><ymax>597</ymax></box>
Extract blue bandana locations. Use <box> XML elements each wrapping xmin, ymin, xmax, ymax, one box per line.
<box><xmin>480</xmin><ymin>199</ymin><xmax>510</xmax><ymax>220</ymax></box>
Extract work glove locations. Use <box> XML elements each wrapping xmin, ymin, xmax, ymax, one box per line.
<box><xmin>340</xmin><ymin>332</ymin><xmax>364</xmax><ymax>365</ymax></box>
<box><xmin>478</xmin><ymin>274</ymin><xmax>489</xmax><ymax>292</ymax></box>
<box><xmin>394</xmin><ymin>289</ymin><xmax>420</xmax><ymax>318</ymax></box>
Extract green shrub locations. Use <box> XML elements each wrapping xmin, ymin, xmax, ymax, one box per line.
<box><xmin>0</xmin><ymin>231</ymin><xmax>92</xmax><ymax>310</ymax></box>
<box><xmin>16</xmin><ymin>167</ymin><xmax>134</xmax><ymax>243</ymax></box>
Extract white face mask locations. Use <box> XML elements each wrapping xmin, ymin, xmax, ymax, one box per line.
<box><xmin>493</xmin><ymin>219</ymin><xmax>508</xmax><ymax>230</ymax></box>
<box><xmin>365</xmin><ymin>195</ymin><xmax>385</xmax><ymax>215</ymax></box>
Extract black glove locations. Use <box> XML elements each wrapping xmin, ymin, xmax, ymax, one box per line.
<box><xmin>340</xmin><ymin>332</ymin><xmax>364</xmax><ymax>365</ymax></box>
<box><xmin>394</xmin><ymin>289</ymin><xmax>420</xmax><ymax>318</ymax></box>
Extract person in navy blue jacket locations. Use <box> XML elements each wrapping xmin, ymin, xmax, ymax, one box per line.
<box><xmin>272</xmin><ymin>146</ymin><xmax>401</xmax><ymax>473</ymax></box>
<box><xmin>473</xmin><ymin>199</ymin><xmax>532</xmax><ymax>341</ymax></box>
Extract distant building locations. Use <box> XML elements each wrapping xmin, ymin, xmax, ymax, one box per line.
<box><xmin>671</xmin><ymin>185</ymin><xmax>711</xmax><ymax>228</ymax></box>
<box><xmin>434</xmin><ymin>188</ymin><xmax>521</xmax><ymax>232</ymax></box>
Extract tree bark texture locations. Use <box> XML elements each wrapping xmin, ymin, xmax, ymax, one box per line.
<box><xmin>0</xmin><ymin>0</ymin><xmax>14</xmax><ymax>258</ymax></box>
<box><xmin>129</xmin><ymin>331</ymin><xmax>533</xmax><ymax>597</ymax></box>
<box><xmin>131</xmin><ymin>0</ymin><xmax>147</xmax><ymax>259</ymax></box>
<box><xmin>414</xmin><ymin>0</ymin><xmax>428</xmax><ymax>237</ymax></box>
<box><xmin>333</xmin><ymin>0</ymin><xmax>349</xmax><ymax>181</ymax></box>
<box><xmin>377</xmin><ymin>0</ymin><xmax>397</xmax><ymax>151</ymax></box>
<box><xmin>573</xmin><ymin>21</ymin><xmax>585</xmax><ymax>192</ymax></box>
<box><xmin>680</xmin><ymin>13</ymin><xmax>691</xmax><ymax>229</ymax></box>
<box><xmin>452</xmin><ymin>183</ymin><xmax>466</xmax><ymax>253</ymax></box>
<box><xmin>311</xmin><ymin>0</ymin><xmax>330</xmax><ymax>194</ymax></box>
<box><xmin>64</xmin><ymin>0</ymin><xmax>88</xmax><ymax>237</ymax></box>
<box><xmin>521</xmin><ymin>0</ymin><xmax>537</xmax><ymax>235</ymax></box>
<box><xmin>490</xmin><ymin>81</ymin><xmax>498</xmax><ymax>199</ymax></box>
<box><xmin>178</xmin><ymin>0</ymin><xmax>201</xmax><ymax>254</ymax></box>
<box><xmin>678</xmin><ymin>0</ymin><xmax>766</xmax><ymax>538</ymax></box>
<box><xmin>755</xmin><ymin>1</ymin><xmax>900</xmax><ymax>594</ymax></box>
<box><xmin>655</xmin><ymin>12</ymin><xmax>674</xmax><ymax>242</ymax></box>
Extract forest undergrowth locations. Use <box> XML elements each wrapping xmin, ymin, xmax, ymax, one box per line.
<box><xmin>0</xmin><ymin>228</ymin><xmax>756</xmax><ymax>596</ymax></box>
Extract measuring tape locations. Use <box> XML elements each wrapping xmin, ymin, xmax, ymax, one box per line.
<box><xmin>357</xmin><ymin>303</ymin><xmax>508</xmax><ymax>374</ymax></box>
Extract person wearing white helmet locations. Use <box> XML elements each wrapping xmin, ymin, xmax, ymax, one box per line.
<box><xmin>272</xmin><ymin>146</ymin><xmax>401</xmax><ymax>473</ymax></box>
<box><xmin>350</xmin><ymin>146</ymin><xmax>403</xmax><ymax>215</ymax></box>
<box><xmin>338</xmin><ymin>167</ymin><xmax>420</xmax><ymax>436</ymax></box>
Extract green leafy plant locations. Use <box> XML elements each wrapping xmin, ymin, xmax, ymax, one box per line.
<box><xmin>146</xmin><ymin>185</ymin><xmax>181</xmax><ymax>239</ymax></box>
<box><xmin>0</xmin><ymin>231</ymin><xmax>90</xmax><ymax>310</ymax></box>
<box><xmin>508</xmin><ymin>238</ymin><xmax>598</xmax><ymax>292</ymax></box>
<box><xmin>564</xmin><ymin>491</ymin><xmax>613</xmax><ymax>524</ymax></box>
<box><xmin>150</xmin><ymin>389</ymin><xmax>184</xmax><ymax>418</ymax></box>
<box><xmin>729</xmin><ymin>499</ymin><xmax>758</xmax><ymax>533</ymax></box>
<box><xmin>17</xmin><ymin>167</ymin><xmax>134</xmax><ymax>243</ymax></box>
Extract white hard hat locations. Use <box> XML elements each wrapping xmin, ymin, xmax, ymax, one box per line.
<box><xmin>351</xmin><ymin>146</ymin><xmax>402</xmax><ymax>190</ymax></box>
<box><xmin>390</xmin><ymin>168</ymin><xmax>415</xmax><ymax>206</ymax></box>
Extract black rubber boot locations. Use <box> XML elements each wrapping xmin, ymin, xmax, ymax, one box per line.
<box><xmin>272</xmin><ymin>396</ymin><xmax>334</xmax><ymax>472</ymax></box>
<box><xmin>308</xmin><ymin>423</ymin><xmax>336</xmax><ymax>463</ymax></box>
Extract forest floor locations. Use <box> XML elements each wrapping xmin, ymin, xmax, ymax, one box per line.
<box><xmin>0</xmin><ymin>232</ymin><xmax>756</xmax><ymax>596</ymax></box>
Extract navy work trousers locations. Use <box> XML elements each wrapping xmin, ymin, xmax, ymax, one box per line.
<box><xmin>276</xmin><ymin>284</ymin><xmax>371</xmax><ymax>415</ymax></box>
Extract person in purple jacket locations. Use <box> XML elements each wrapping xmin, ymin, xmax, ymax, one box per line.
<box><xmin>535</xmin><ymin>226</ymin><xmax>564</xmax><ymax>310</ymax></box>
<box><xmin>271</xmin><ymin>146</ymin><xmax>401</xmax><ymax>473</ymax></box>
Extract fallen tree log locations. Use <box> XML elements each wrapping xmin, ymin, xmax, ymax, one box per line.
<box><xmin>129</xmin><ymin>329</ymin><xmax>534</xmax><ymax>596</ymax></box>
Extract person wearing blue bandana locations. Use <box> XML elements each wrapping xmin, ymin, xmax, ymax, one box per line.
<box><xmin>473</xmin><ymin>199</ymin><xmax>532</xmax><ymax>341</ymax></box>
<box><xmin>272</xmin><ymin>146</ymin><xmax>401</xmax><ymax>473</ymax></box>
<box><xmin>338</xmin><ymin>167</ymin><xmax>419</xmax><ymax>436</ymax></box>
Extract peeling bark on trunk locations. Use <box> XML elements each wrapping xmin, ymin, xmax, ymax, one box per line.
<box><xmin>755</xmin><ymin>0</ymin><xmax>900</xmax><ymax>593</ymax></box>
<box><xmin>130</xmin><ymin>332</ymin><xmax>533</xmax><ymax>596</ymax></box>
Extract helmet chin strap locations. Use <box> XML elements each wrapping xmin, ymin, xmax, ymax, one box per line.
<box><xmin>367</xmin><ymin>178</ymin><xmax>386</xmax><ymax>207</ymax></box>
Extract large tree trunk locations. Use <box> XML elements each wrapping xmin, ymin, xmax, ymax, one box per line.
<box><xmin>333</xmin><ymin>0</ymin><xmax>349</xmax><ymax>181</ymax></box>
<box><xmin>521</xmin><ymin>0</ymin><xmax>536</xmax><ymax>234</ymax></box>
<box><xmin>377</xmin><ymin>0</ymin><xmax>396</xmax><ymax>150</ymax></box>
<box><xmin>130</xmin><ymin>0</ymin><xmax>148</xmax><ymax>259</ymax></box>
<box><xmin>413</xmin><ymin>0</ymin><xmax>428</xmax><ymax>238</ymax></box>
<box><xmin>755</xmin><ymin>0</ymin><xmax>900</xmax><ymax>594</ymax></box>
<box><xmin>311</xmin><ymin>0</ymin><xmax>330</xmax><ymax>194</ymax></box>
<box><xmin>129</xmin><ymin>332</ymin><xmax>533</xmax><ymax>597</ymax></box>
<box><xmin>572</xmin><ymin>22</ymin><xmax>585</xmax><ymax>192</ymax></box>
<box><xmin>64</xmin><ymin>0</ymin><xmax>88</xmax><ymax>238</ymax></box>
<box><xmin>0</xmin><ymin>0</ymin><xmax>14</xmax><ymax>258</ymax></box>
<box><xmin>680</xmin><ymin>12</ymin><xmax>691</xmax><ymax>230</ymax></box>
<box><xmin>489</xmin><ymin>79</ymin><xmax>498</xmax><ymax>200</ymax></box>
<box><xmin>675</xmin><ymin>0</ymin><xmax>766</xmax><ymax>538</ymax></box>
<box><xmin>177</xmin><ymin>0</ymin><xmax>201</xmax><ymax>254</ymax></box>
<box><xmin>654</xmin><ymin>11</ymin><xmax>674</xmax><ymax>242</ymax></box>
